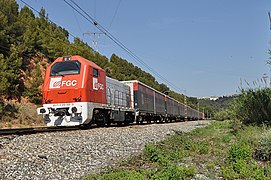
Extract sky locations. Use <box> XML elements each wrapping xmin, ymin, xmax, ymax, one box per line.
<box><xmin>17</xmin><ymin>0</ymin><xmax>271</xmax><ymax>97</ymax></box>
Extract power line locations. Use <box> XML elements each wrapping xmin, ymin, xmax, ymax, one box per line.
<box><xmin>64</xmin><ymin>0</ymin><xmax>187</xmax><ymax>95</ymax></box>
<box><xmin>20</xmin><ymin>0</ymin><xmax>78</xmax><ymax>40</ymax></box>
<box><xmin>108</xmin><ymin>0</ymin><xmax>122</xmax><ymax>30</ymax></box>
<box><xmin>72</xmin><ymin>8</ymin><xmax>84</xmax><ymax>35</ymax></box>
<box><xmin>19</xmin><ymin>0</ymin><xmax>98</xmax><ymax>55</ymax></box>
<box><xmin>268</xmin><ymin>12</ymin><xmax>271</xmax><ymax>30</ymax></box>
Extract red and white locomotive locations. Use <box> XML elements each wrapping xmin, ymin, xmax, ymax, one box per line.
<box><xmin>37</xmin><ymin>55</ymin><xmax>204</xmax><ymax>126</ymax></box>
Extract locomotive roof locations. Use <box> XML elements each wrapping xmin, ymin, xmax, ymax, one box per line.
<box><xmin>53</xmin><ymin>55</ymin><xmax>104</xmax><ymax>71</ymax></box>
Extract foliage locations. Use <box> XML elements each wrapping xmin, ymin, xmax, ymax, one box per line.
<box><xmin>151</xmin><ymin>164</ymin><xmax>196</xmax><ymax>180</ymax></box>
<box><xmin>144</xmin><ymin>144</ymin><xmax>161</xmax><ymax>163</ymax></box>
<box><xmin>86</xmin><ymin>170</ymin><xmax>146</xmax><ymax>180</ymax></box>
<box><xmin>23</xmin><ymin>63</ymin><xmax>43</xmax><ymax>104</ymax></box>
<box><xmin>226</xmin><ymin>143</ymin><xmax>252</xmax><ymax>163</ymax></box>
<box><xmin>0</xmin><ymin>101</ymin><xmax>43</xmax><ymax>127</ymax></box>
<box><xmin>229</xmin><ymin>88</ymin><xmax>271</xmax><ymax>125</ymax></box>
<box><xmin>199</xmin><ymin>95</ymin><xmax>237</xmax><ymax>118</ymax></box>
<box><xmin>222</xmin><ymin>143</ymin><xmax>268</xmax><ymax>179</ymax></box>
<box><xmin>87</xmin><ymin>121</ymin><xmax>271</xmax><ymax>179</ymax></box>
<box><xmin>254</xmin><ymin>129</ymin><xmax>271</xmax><ymax>161</ymax></box>
<box><xmin>214</xmin><ymin>109</ymin><xmax>232</xmax><ymax>121</ymax></box>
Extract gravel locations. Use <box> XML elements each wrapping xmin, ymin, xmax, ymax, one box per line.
<box><xmin>0</xmin><ymin>120</ymin><xmax>210</xmax><ymax>179</ymax></box>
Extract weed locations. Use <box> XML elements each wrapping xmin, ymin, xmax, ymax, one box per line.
<box><xmin>222</xmin><ymin>142</ymin><xmax>270</xmax><ymax>179</ymax></box>
<box><xmin>85</xmin><ymin>121</ymin><xmax>271</xmax><ymax>179</ymax></box>
<box><xmin>0</xmin><ymin>101</ymin><xmax>43</xmax><ymax>128</ymax></box>
<box><xmin>87</xmin><ymin>170</ymin><xmax>145</xmax><ymax>180</ymax></box>
<box><xmin>144</xmin><ymin>144</ymin><xmax>161</xmax><ymax>163</ymax></box>
<box><xmin>206</xmin><ymin>162</ymin><xmax>215</xmax><ymax>170</ymax></box>
<box><xmin>151</xmin><ymin>163</ymin><xmax>196</xmax><ymax>180</ymax></box>
<box><xmin>226</xmin><ymin>143</ymin><xmax>252</xmax><ymax>163</ymax></box>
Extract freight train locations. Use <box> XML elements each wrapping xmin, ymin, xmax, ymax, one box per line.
<box><xmin>37</xmin><ymin>55</ymin><xmax>204</xmax><ymax>126</ymax></box>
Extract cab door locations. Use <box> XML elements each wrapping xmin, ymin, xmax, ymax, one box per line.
<box><xmin>89</xmin><ymin>67</ymin><xmax>106</xmax><ymax>104</ymax></box>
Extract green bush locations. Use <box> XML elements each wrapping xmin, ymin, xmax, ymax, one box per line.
<box><xmin>222</xmin><ymin>160</ymin><xmax>268</xmax><ymax>180</ymax></box>
<box><xmin>214</xmin><ymin>109</ymin><xmax>232</xmax><ymax>121</ymax></box>
<box><xmin>222</xmin><ymin>143</ymin><xmax>269</xmax><ymax>179</ymax></box>
<box><xmin>226</xmin><ymin>143</ymin><xmax>252</xmax><ymax>163</ymax></box>
<box><xmin>229</xmin><ymin>88</ymin><xmax>271</xmax><ymax>125</ymax></box>
<box><xmin>151</xmin><ymin>164</ymin><xmax>196</xmax><ymax>180</ymax></box>
<box><xmin>254</xmin><ymin>129</ymin><xmax>271</xmax><ymax>161</ymax></box>
<box><xmin>144</xmin><ymin>144</ymin><xmax>161</xmax><ymax>163</ymax></box>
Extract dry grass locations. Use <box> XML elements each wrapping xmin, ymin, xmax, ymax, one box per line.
<box><xmin>0</xmin><ymin>101</ymin><xmax>43</xmax><ymax>129</ymax></box>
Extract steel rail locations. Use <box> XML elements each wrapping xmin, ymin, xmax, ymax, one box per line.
<box><xmin>0</xmin><ymin>126</ymin><xmax>81</xmax><ymax>136</ymax></box>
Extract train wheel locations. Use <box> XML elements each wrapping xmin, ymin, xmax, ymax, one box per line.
<box><xmin>117</xmin><ymin>122</ymin><xmax>123</xmax><ymax>126</ymax></box>
<box><xmin>136</xmin><ymin>116</ymin><xmax>142</xmax><ymax>124</ymax></box>
<box><xmin>96</xmin><ymin>121</ymin><xmax>104</xmax><ymax>127</ymax></box>
<box><xmin>95</xmin><ymin>112</ymin><xmax>106</xmax><ymax>127</ymax></box>
<box><xmin>106</xmin><ymin>119</ymin><xmax>111</xmax><ymax>127</ymax></box>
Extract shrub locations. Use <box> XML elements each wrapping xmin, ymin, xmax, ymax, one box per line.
<box><xmin>254</xmin><ymin>129</ymin><xmax>271</xmax><ymax>161</ymax></box>
<box><xmin>144</xmin><ymin>144</ymin><xmax>161</xmax><ymax>163</ymax></box>
<box><xmin>222</xmin><ymin>143</ymin><xmax>269</xmax><ymax>179</ymax></box>
<box><xmin>214</xmin><ymin>109</ymin><xmax>231</xmax><ymax>121</ymax></box>
<box><xmin>151</xmin><ymin>164</ymin><xmax>196</xmax><ymax>180</ymax></box>
<box><xmin>229</xmin><ymin>88</ymin><xmax>271</xmax><ymax>125</ymax></box>
<box><xmin>226</xmin><ymin>143</ymin><xmax>252</xmax><ymax>163</ymax></box>
<box><xmin>0</xmin><ymin>102</ymin><xmax>43</xmax><ymax>127</ymax></box>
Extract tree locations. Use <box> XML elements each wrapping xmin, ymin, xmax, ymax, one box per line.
<box><xmin>0</xmin><ymin>0</ymin><xmax>21</xmax><ymax>56</ymax></box>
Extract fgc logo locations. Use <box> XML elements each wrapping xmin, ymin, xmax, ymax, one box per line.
<box><xmin>49</xmin><ymin>78</ymin><xmax>77</xmax><ymax>89</ymax></box>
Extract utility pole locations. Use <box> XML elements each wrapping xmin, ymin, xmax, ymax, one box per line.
<box><xmin>197</xmin><ymin>102</ymin><xmax>200</xmax><ymax>120</ymax></box>
<box><xmin>182</xmin><ymin>90</ymin><xmax>187</xmax><ymax>121</ymax></box>
<box><xmin>83</xmin><ymin>32</ymin><xmax>105</xmax><ymax>52</ymax></box>
<box><xmin>184</xmin><ymin>95</ymin><xmax>187</xmax><ymax>120</ymax></box>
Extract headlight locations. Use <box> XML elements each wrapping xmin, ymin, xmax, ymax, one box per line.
<box><xmin>37</xmin><ymin>107</ymin><xmax>49</xmax><ymax>115</ymax></box>
<box><xmin>40</xmin><ymin>109</ymin><xmax>46</xmax><ymax>113</ymax></box>
<box><xmin>68</xmin><ymin>106</ymin><xmax>82</xmax><ymax>114</ymax></box>
<box><xmin>71</xmin><ymin>107</ymin><xmax>77</xmax><ymax>113</ymax></box>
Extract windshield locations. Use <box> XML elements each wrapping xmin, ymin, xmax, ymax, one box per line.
<box><xmin>50</xmin><ymin>60</ymin><xmax>81</xmax><ymax>76</ymax></box>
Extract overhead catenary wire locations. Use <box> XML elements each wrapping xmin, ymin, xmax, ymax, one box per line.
<box><xmin>268</xmin><ymin>12</ymin><xmax>271</xmax><ymax>30</ymax></box>
<box><xmin>64</xmin><ymin>0</ymin><xmax>187</xmax><ymax>95</ymax></box>
<box><xmin>20</xmin><ymin>0</ymin><xmax>78</xmax><ymax>40</ymax></box>
<box><xmin>19</xmin><ymin>0</ymin><xmax>100</xmax><ymax>56</ymax></box>
<box><xmin>108</xmin><ymin>0</ymin><xmax>122</xmax><ymax>30</ymax></box>
<box><xmin>19</xmin><ymin>0</ymin><xmax>187</xmax><ymax>96</ymax></box>
<box><xmin>72</xmin><ymin>8</ymin><xmax>84</xmax><ymax>35</ymax></box>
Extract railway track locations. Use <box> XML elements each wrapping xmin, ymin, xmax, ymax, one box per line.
<box><xmin>0</xmin><ymin>120</ymin><xmax>204</xmax><ymax>136</ymax></box>
<box><xmin>0</xmin><ymin>126</ymin><xmax>81</xmax><ymax>136</ymax></box>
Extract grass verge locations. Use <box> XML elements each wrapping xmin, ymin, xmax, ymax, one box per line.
<box><xmin>0</xmin><ymin>102</ymin><xmax>43</xmax><ymax>128</ymax></box>
<box><xmin>86</xmin><ymin>121</ymin><xmax>271</xmax><ymax>179</ymax></box>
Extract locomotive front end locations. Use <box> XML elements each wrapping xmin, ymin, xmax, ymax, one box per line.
<box><xmin>37</xmin><ymin>56</ymin><xmax>90</xmax><ymax>126</ymax></box>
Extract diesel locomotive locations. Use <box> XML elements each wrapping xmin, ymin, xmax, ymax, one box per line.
<box><xmin>37</xmin><ymin>55</ymin><xmax>204</xmax><ymax>126</ymax></box>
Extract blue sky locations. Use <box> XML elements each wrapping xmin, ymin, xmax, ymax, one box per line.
<box><xmin>17</xmin><ymin>0</ymin><xmax>271</xmax><ymax>97</ymax></box>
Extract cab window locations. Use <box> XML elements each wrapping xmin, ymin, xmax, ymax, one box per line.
<box><xmin>50</xmin><ymin>60</ymin><xmax>81</xmax><ymax>76</ymax></box>
<box><xmin>93</xmin><ymin>68</ymin><xmax>99</xmax><ymax>77</ymax></box>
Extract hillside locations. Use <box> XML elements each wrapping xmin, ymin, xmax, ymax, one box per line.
<box><xmin>198</xmin><ymin>95</ymin><xmax>237</xmax><ymax>117</ymax></box>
